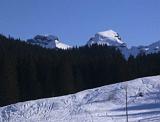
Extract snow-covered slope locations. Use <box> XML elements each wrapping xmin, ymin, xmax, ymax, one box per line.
<box><xmin>1</xmin><ymin>75</ymin><xmax>160</xmax><ymax>122</ymax></box>
<box><xmin>27</xmin><ymin>35</ymin><xmax>72</xmax><ymax>49</ymax></box>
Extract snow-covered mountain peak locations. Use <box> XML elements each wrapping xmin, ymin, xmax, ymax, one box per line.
<box><xmin>86</xmin><ymin>29</ymin><xmax>160</xmax><ymax>59</ymax></box>
<box><xmin>87</xmin><ymin>30</ymin><xmax>126</xmax><ymax>47</ymax></box>
<box><xmin>33</xmin><ymin>35</ymin><xmax>59</xmax><ymax>42</ymax></box>
<box><xmin>97</xmin><ymin>30</ymin><xmax>121</xmax><ymax>40</ymax></box>
<box><xmin>97</xmin><ymin>29</ymin><xmax>116</xmax><ymax>36</ymax></box>
<box><xmin>26</xmin><ymin>30</ymin><xmax>160</xmax><ymax>58</ymax></box>
<box><xmin>27</xmin><ymin>35</ymin><xmax>72</xmax><ymax>49</ymax></box>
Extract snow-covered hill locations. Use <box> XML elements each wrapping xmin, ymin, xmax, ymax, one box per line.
<box><xmin>1</xmin><ymin>75</ymin><xmax>160</xmax><ymax>122</ymax></box>
<box><xmin>87</xmin><ymin>30</ymin><xmax>160</xmax><ymax>58</ymax></box>
<box><xmin>27</xmin><ymin>35</ymin><xmax>72</xmax><ymax>49</ymax></box>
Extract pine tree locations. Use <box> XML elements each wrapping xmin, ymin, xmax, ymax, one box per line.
<box><xmin>1</xmin><ymin>55</ymin><xmax>19</xmax><ymax>105</ymax></box>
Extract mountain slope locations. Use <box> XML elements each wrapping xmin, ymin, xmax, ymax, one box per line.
<box><xmin>27</xmin><ymin>35</ymin><xmax>72</xmax><ymax>49</ymax></box>
<box><xmin>1</xmin><ymin>75</ymin><xmax>160</xmax><ymax>122</ymax></box>
<box><xmin>119</xmin><ymin>41</ymin><xmax>160</xmax><ymax>58</ymax></box>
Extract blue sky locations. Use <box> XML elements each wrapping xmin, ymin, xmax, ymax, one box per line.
<box><xmin>0</xmin><ymin>0</ymin><xmax>160</xmax><ymax>47</ymax></box>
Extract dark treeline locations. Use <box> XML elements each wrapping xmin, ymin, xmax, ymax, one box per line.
<box><xmin>0</xmin><ymin>35</ymin><xmax>160</xmax><ymax>107</ymax></box>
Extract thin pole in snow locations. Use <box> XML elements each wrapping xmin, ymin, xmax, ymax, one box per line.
<box><xmin>125</xmin><ymin>83</ymin><xmax>128</xmax><ymax>122</ymax></box>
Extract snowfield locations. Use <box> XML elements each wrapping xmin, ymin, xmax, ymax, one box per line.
<box><xmin>1</xmin><ymin>75</ymin><xmax>160</xmax><ymax>122</ymax></box>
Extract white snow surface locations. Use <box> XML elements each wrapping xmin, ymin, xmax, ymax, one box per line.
<box><xmin>1</xmin><ymin>75</ymin><xmax>160</xmax><ymax>122</ymax></box>
<box><xmin>97</xmin><ymin>30</ymin><xmax>124</xmax><ymax>44</ymax></box>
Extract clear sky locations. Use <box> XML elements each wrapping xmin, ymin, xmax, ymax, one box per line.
<box><xmin>0</xmin><ymin>0</ymin><xmax>160</xmax><ymax>47</ymax></box>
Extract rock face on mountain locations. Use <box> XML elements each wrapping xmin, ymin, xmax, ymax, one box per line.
<box><xmin>87</xmin><ymin>30</ymin><xmax>160</xmax><ymax>58</ymax></box>
<box><xmin>27</xmin><ymin>35</ymin><xmax>72</xmax><ymax>49</ymax></box>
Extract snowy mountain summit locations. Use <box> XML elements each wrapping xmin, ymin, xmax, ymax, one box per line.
<box><xmin>27</xmin><ymin>35</ymin><xmax>72</xmax><ymax>49</ymax></box>
<box><xmin>26</xmin><ymin>30</ymin><xmax>160</xmax><ymax>58</ymax></box>
<box><xmin>1</xmin><ymin>75</ymin><xmax>160</xmax><ymax>122</ymax></box>
<box><xmin>87</xmin><ymin>30</ymin><xmax>160</xmax><ymax>58</ymax></box>
<box><xmin>87</xmin><ymin>30</ymin><xmax>126</xmax><ymax>47</ymax></box>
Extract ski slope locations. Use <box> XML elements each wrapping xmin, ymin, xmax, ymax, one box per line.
<box><xmin>1</xmin><ymin>75</ymin><xmax>160</xmax><ymax>122</ymax></box>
